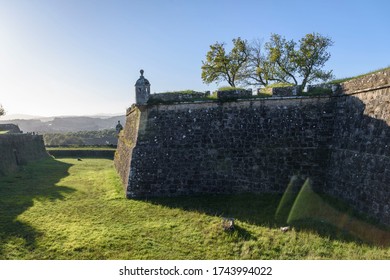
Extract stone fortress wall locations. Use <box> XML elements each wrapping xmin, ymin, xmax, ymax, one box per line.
<box><xmin>325</xmin><ymin>70</ymin><xmax>390</xmax><ymax>226</ymax></box>
<box><xmin>115</xmin><ymin>69</ymin><xmax>390</xmax><ymax>226</ymax></box>
<box><xmin>0</xmin><ymin>128</ymin><xmax>48</xmax><ymax>175</ymax></box>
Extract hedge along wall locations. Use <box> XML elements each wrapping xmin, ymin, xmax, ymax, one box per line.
<box><xmin>0</xmin><ymin>134</ymin><xmax>48</xmax><ymax>175</ymax></box>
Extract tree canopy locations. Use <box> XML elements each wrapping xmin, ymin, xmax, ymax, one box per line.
<box><xmin>202</xmin><ymin>33</ymin><xmax>334</xmax><ymax>91</ymax></box>
<box><xmin>0</xmin><ymin>105</ymin><xmax>5</xmax><ymax>117</ymax></box>
<box><xmin>241</xmin><ymin>39</ymin><xmax>275</xmax><ymax>87</ymax></box>
<box><xmin>265</xmin><ymin>34</ymin><xmax>299</xmax><ymax>85</ymax></box>
<box><xmin>293</xmin><ymin>33</ymin><xmax>334</xmax><ymax>90</ymax></box>
<box><xmin>201</xmin><ymin>37</ymin><xmax>249</xmax><ymax>87</ymax></box>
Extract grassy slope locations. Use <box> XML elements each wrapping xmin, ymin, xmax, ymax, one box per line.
<box><xmin>0</xmin><ymin>158</ymin><xmax>388</xmax><ymax>260</ymax></box>
<box><xmin>331</xmin><ymin>66</ymin><xmax>390</xmax><ymax>84</ymax></box>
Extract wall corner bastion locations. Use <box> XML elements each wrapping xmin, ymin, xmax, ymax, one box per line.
<box><xmin>114</xmin><ymin>69</ymin><xmax>390</xmax><ymax>226</ymax></box>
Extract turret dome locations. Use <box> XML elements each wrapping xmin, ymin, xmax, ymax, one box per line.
<box><xmin>135</xmin><ymin>69</ymin><xmax>150</xmax><ymax>86</ymax></box>
<box><xmin>134</xmin><ymin>69</ymin><xmax>151</xmax><ymax>104</ymax></box>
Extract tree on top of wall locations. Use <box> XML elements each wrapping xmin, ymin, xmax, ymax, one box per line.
<box><xmin>293</xmin><ymin>33</ymin><xmax>334</xmax><ymax>90</ymax></box>
<box><xmin>259</xmin><ymin>32</ymin><xmax>334</xmax><ymax>91</ymax></box>
<box><xmin>201</xmin><ymin>37</ymin><xmax>250</xmax><ymax>87</ymax></box>
<box><xmin>242</xmin><ymin>38</ymin><xmax>293</xmax><ymax>87</ymax></box>
<box><xmin>203</xmin><ymin>33</ymin><xmax>334</xmax><ymax>92</ymax></box>
<box><xmin>0</xmin><ymin>104</ymin><xmax>5</xmax><ymax>117</ymax></box>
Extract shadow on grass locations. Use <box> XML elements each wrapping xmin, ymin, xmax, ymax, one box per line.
<box><xmin>225</xmin><ymin>224</ymin><xmax>257</xmax><ymax>242</ymax></box>
<box><xmin>147</xmin><ymin>193</ymin><xmax>282</xmax><ymax>228</ymax></box>
<box><xmin>0</xmin><ymin>157</ymin><xmax>75</xmax><ymax>258</ymax></box>
<box><xmin>145</xmin><ymin>187</ymin><xmax>389</xmax><ymax>247</ymax></box>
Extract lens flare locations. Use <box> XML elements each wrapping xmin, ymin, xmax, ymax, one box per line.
<box><xmin>277</xmin><ymin>177</ymin><xmax>389</xmax><ymax>246</ymax></box>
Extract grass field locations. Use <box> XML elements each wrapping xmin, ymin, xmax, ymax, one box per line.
<box><xmin>0</xmin><ymin>157</ymin><xmax>389</xmax><ymax>259</ymax></box>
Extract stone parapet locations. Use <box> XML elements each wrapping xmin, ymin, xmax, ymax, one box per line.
<box><xmin>148</xmin><ymin>91</ymin><xmax>209</xmax><ymax>103</ymax></box>
<box><xmin>341</xmin><ymin>68</ymin><xmax>390</xmax><ymax>94</ymax></box>
<box><xmin>216</xmin><ymin>89</ymin><xmax>252</xmax><ymax>100</ymax></box>
<box><xmin>271</xmin><ymin>86</ymin><xmax>302</xmax><ymax>96</ymax></box>
<box><xmin>307</xmin><ymin>83</ymin><xmax>342</xmax><ymax>95</ymax></box>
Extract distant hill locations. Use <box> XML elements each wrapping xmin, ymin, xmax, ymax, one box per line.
<box><xmin>0</xmin><ymin>115</ymin><xmax>126</xmax><ymax>133</ymax></box>
<box><xmin>0</xmin><ymin>114</ymin><xmax>48</xmax><ymax>121</ymax></box>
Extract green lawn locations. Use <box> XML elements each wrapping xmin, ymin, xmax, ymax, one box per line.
<box><xmin>0</xmin><ymin>158</ymin><xmax>388</xmax><ymax>259</ymax></box>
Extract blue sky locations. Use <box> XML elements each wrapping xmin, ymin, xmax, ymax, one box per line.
<box><xmin>0</xmin><ymin>0</ymin><xmax>389</xmax><ymax>117</ymax></box>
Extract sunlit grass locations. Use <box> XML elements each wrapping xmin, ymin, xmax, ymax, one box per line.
<box><xmin>0</xmin><ymin>158</ymin><xmax>389</xmax><ymax>259</ymax></box>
